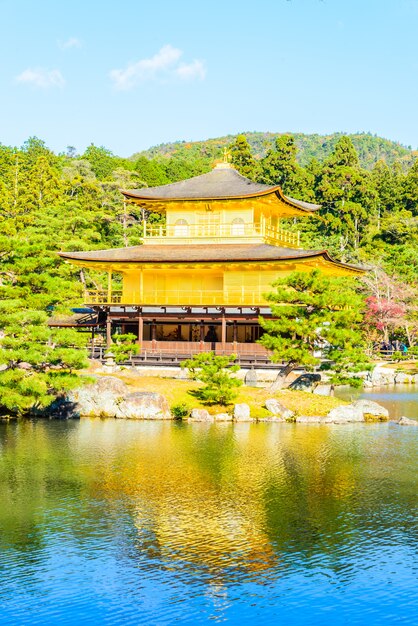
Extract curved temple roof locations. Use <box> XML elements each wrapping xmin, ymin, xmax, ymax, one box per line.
<box><xmin>122</xmin><ymin>167</ymin><xmax>321</xmax><ymax>212</ymax></box>
<box><xmin>59</xmin><ymin>243</ymin><xmax>364</xmax><ymax>273</ymax></box>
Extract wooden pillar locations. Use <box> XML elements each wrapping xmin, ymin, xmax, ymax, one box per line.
<box><xmin>106</xmin><ymin>314</ymin><xmax>112</xmax><ymax>349</ymax></box>
<box><xmin>91</xmin><ymin>326</ymin><xmax>95</xmax><ymax>358</ymax></box>
<box><xmin>233</xmin><ymin>320</ymin><xmax>238</xmax><ymax>352</ymax></box>
<box><xmin>221</xmin><ymin>314</ymin><xmax>226</xmax><ymax>351</ymax></box>
<box><xmin>200</xmin><ymin>320</ymin><xmax>205</xmax><ymax>351</ymax></box>
<box><xmin>137</xmin><ymin>308</ymin><xmax>143</xmax><ymax>346</ymax></box>
<box><xmin>151</xmin><ymin>319</ymin><xmax>157</xmax><ymax>350</ymax></box>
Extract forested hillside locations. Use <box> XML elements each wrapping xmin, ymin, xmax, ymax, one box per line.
<box><xmin>0</xmin><ymin>132</ymin><xmax>417</xmax><ymax>413</ymax></box>
<box><xmin>135</xmin><ymin>132</ymin><xmax>415</xmax><ymax>170</ymax></box>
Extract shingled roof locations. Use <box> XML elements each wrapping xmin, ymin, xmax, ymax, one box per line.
<box><xmin>59</xmin><ymin>243</ymin><xmax>363</xmax><ymax>272</ymax></box>
<box><xmin>122</xmin><ymin>166</ymin><xmax>321</xmax><ymax>211</ymax></box>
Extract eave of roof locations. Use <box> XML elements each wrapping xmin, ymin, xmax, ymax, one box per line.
<box><xmin>58</xmin><ymin>243</ymin><xmax>364</xmax><ymax>273</ymax></box>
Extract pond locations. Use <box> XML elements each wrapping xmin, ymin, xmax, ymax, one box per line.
<box><xmin>336</xmin><ymin>384</ymin><xmax>418</xmax><ymax>420</ymax></box>
<box><xmin>0</xmin><ymin>410</ymin><xmax>417</xmax><ymax>624</ymax></box>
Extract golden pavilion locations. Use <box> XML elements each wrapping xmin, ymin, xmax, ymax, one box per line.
<box><xmin>59</xmin><ymin>162</ymin><xmax>364</xmax><ymax>361</ymax></box>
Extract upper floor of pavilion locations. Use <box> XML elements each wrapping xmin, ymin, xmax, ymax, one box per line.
<box><xmin>121</xmin><ymin>163</ymin><xmax>320</xmax><ymax>249</ymax></box>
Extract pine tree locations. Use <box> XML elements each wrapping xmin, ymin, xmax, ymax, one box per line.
<box><xmin>228</xmin><ymin>134</ymin><xmax>257</xmax><ymax>179</ymax></box>
<box><xmin>259</xmin><ymin>135</ymin><xmax>314</xmax><ymax>200</ymax></box>
<box><xmin>259</xmin><ymin>270</ymin><xmax>370</xmax><ymax>389</ymax></box>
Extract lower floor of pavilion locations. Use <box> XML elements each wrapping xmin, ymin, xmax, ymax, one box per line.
<box><xmin>56</xmin><ymin>306</ymin><xmax>274</xmax><ymax>363</ymax></box>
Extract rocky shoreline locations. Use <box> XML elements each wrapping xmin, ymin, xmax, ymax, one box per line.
<box><xmin>43</xmin><ymin>376</ymin><xmax>418</xmax><ymax>426</ymax></box>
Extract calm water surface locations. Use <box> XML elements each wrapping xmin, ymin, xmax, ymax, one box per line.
<box><xmin>0</xmin><ymin>414</ymin><xmax>417</xmax><ymax>625</ymax></box>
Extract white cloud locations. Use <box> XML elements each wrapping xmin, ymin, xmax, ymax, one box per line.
<box><xmin>175</xmin><ymin>60</ymin><xmax>206</xmax><ymax>81</ymax></box>
<box><xmin>59</xmin><ymin>37</ymin><xmax>82</xmax><ymax>49</ymax></box>
<box><xmin>110</xmin><ymin>44</ymin><xmax>206</xmax><ymax>90</ymax></box>
<box><xmin>15</xmin><ymin>68</ymin><xmax>65</xmax><ymax>88</ymax></box>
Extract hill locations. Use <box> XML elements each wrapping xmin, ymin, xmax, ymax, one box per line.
<box><xmin>133</xmin><ymin>131</ymin><xmax>415</xmax><ymax>170</ymax></box>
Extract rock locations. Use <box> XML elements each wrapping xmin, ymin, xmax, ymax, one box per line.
<box><xmin>17</xmin><ymin>362</ymin><xmax>32</xmax><ymax>370</ymax></box>
<box><xmin>370</xmin><ymin>366</ymin><xmax>396</xmax><ymax>387</ymax></box>
<box><xmin>233</xmin><ymin>403</ymin><xmax>251</xmax><ymax>421</ymax></box>
<box><xmin>288</xmin><ymin>373</ymin><xmax>321</xmax><ymax>391</ymax></box>
<box><xmin>190</xmin><ymin>408</ymin><xmax>213</xmax><ymax>422</ymax></box>
<box><xmin>244</xmin><ymin>369</ymin><xmax>258</xmax><ymax>387</ymax></box>
<box><xmin>63</xmin><ymin>376</ymin><xmax>171</xmax><ymax>419</ymax></box>
<box><xmin>262</xmin><ymin>416</ymin><xmax>286</xmax><ymax>422</ymax></box>
<box><xmin>398</xmin><ymin>416</ymin><xmax>418</xmax><ymax>426</ymax></box>
<box><xmin>119</xmin><ymin>392</ymin><xmax>170</xmax><ymax>420</ymax></box>
<box><xmin>313</xmin><ymin>384</ymin><xmax>333</xmax><ymax>396</ymax></box>
<box><xmin>295</xmin><ymin>415</ymin><xmax>323</xmax><ymax>423</ymax></box>
<box><xmin>351</xmin><ymin>399</ymin><xmax>389</xmax><ymax>421</ymax></box>
<box><xmin>214</xmin><ymin>412</ymin><xmax>232</xmax><ymax>421</ymax></box>
<box><xmin>394</xmin><ymin>372</ymin><xmax>412</xmax><ymax>384</ymax></box>
<box><xmin>265</xmin><ymin>398</ymin><xmax>294</xmax><ymax>420</ymax></box>
<box><xmin>324</xmin><ymin>404</ymin><xmax>364</xmax><ymax>423</ymax></box>
<box><xmin>324</xmin><ymin>399</ymin><xmax>389</xmax><ymax>423</ymax></box>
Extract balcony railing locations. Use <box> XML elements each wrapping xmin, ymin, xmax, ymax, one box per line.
<box><xmin>142</xmin><ymin>222</ymin><xmax>300</xmax><ymax>248</ymax></box>
<box><xmin>84</xmin><ymin>288</ymin><xmax>269</xmax><ymax>307</ymax></box>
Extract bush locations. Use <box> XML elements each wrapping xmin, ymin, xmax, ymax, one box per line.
<box><xmin>171</xmin><ymin>402</ymin><xmax>191</xmax><ymax>419</ymax></box>
<box><xmin>111</xmin><ymin>333</ymin><xmax>140</xmax><ymax>363</ymax></box>
<box><xmin>181</xmin><ymin>352</ymin><xmax>242</xmax><ymax>406</ymax></box>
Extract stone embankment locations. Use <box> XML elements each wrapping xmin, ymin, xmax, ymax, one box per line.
<box><xmin>354</xmin><ymin>364</ymin><xmax>418</xmax><ymax>387</ymax></box>
<box><xmin>45</xmin><ymin>376</ymin><xmax>418</xmax><ymax>425</ymax></box>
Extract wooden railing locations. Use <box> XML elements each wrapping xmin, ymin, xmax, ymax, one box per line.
<box><xmin>84</xmin><ymin>288</ymin><xmax>269</xmax><ymax>306</ymax></box>
<box><xmin>142</xmin><ymin>222</ymin><xmax>300</xmax><ymax>248</ymax></box>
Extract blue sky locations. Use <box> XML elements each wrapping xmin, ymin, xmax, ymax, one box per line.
<box><xmin>1</xmin><ymin>0</ymin><xmax>418</xmax><ymax>156</ymax></box>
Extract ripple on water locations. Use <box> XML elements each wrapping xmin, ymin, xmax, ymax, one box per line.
<box><xmin>0</xmin><ymin>419</ymin><xmax>417</xmax><ymax>625</ymax></box>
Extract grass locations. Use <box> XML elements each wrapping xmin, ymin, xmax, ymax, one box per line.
<box><xmin>91</xmin><ymin>369</ymin><xmax>346</xmax><ymax>418</ymax></box>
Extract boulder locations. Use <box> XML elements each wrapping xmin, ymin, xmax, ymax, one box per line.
<box><xmin>394</xmin><ymin>372</ymin><xmax>412</xmax><ymax>384</ymax></box>
<box><xmin>119</xmin><ymin>392</ymin><xmax>171</xmax><ymax>420</ymax></box>
<box><xmin>288</xmin><ymin>373</ymin><xmax>321</xmax><ymax>391</ymax></box>
<box><xmin>214</xmin><ymin>412</ymin><xmax>232</xmax><ymax>421</ymax></box>
<box><xmin>324</xmin><ymin>404</ymin><xmax>364</xmax><ymax>423</ymax></box>
<box><xmin>351</xmin><ymin>399</ymin><xmax>389</xmax><ymax>421</ymax></box>
<box><xmin>398</xmin><ymin>416</ymin><xmax>418</xmax><ymax>426</ymax></box>
<box><xmin>370</xmin><ymin>366</ymin><xmax>396</xmax><ymax>387</ymax></box>
<box><xmin>190</xmin><ymin>408</ymin><xmax>214</xmax><ymax>422</ymax></box>
<box><xmin>324</xmin><ymin>399</ymin><xmax>389</xmax><ymax>423</ymax></box>
<box><xmin>66</xmin><ymin>376</ymin><xmax>171</xmax><ymax>419</ymax></box>
<box><xmin>265</xmin><ymin>398</ymin><xmax>294</xmax><ymax>420</ymax></box>
<box><xmin>233</xmin><ymin>403</ymin><xmax>251</xmax><ymax>421</ymax></box>
<box><xmin>244</xmin><ymin>369</ymin><xmax>258</xmax><ymax>387</ymax></box>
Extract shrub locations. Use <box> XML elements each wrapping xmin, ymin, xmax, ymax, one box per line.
<box><xmin>181</xmin><ymin>352</ymin><xmax>242</xmax><ymax>406</ymax></box>
<box><xmin>171</xmin><ymin>402</ymin><xmax>191</xmax><ymax>419</ymax></box>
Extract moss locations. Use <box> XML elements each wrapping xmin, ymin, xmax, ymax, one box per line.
<box><xmin>363</xmin><ymin>413</ymin><xmax>389</xmax><ymax>422</ymax></box>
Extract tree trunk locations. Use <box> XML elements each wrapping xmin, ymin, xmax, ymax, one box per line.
<box><xmin>269</xmin><ymin>362</ymin><xmax>297</xmax><ymax>391</ymax></box>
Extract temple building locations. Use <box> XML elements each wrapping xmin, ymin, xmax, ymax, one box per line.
<box><xmin>59</xmin><ymin>162</ymin><xmax>364</xmax><ymax>362</ymax></box>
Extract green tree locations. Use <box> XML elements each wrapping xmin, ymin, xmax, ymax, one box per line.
<box><xmin>259</xmin><ymin>270</ymin><xmax>369</xmax><ymax>389</ymax></box>
<box><xmin>316</xmin><ymin>136</ymin><xmax>377</xmax><ymax>251</ymax></box>
<box><xmin>259</xmin><ymin>134</ymin><xmax>314</xmax><ymax>200</ymax></box>
<box><xmin>228</xmin><ymin>134</ymin><xmax>257</xmax><ymax>178</ymax></box>
<box><xmin>0</xmin><ymin>301</ymin><xmax>88</xmax><ymax>416</ymax></box>
<box><xmin>82</xmin><ymin>144</ymin><xmax>118</xmax><ymax>180</ymax></box>
<box><xmin>403</xmin><ymin>159</ymin><xmax>418</xmax><ymax>215</ymax></box>
<box><xmin>181</xmin><ymin>352</ymin><xmax>242</xmax><ymax>405</ymax></box>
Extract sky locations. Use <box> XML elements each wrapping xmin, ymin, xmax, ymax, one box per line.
<box><xmin>1</xmin><ymin>0</ymin><xmax>418</xmax><ymax>156</ymax></box>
